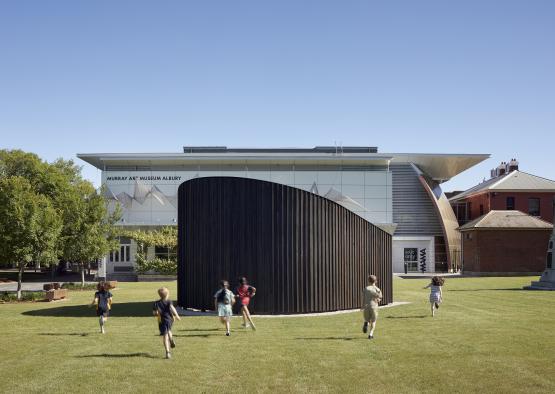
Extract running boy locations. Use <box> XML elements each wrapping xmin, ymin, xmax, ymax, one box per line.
<box><xmin>235</xmin><ymin>277</ymin><xmax>256</xmax><ymax>330</ymax></box>
<box><xmin>153</xmin><ymin>287</ymin><xmax>181</xmax><ymax>359</ymax></box>
<box><xmin>362</xmin><ymin>275</ymin><xmax>382</xmax><ymax>340</ymax></box>
<box><xmin>91</xmin><ymin>282</ymin><xmax>113</xmax><ymax>334</ymax></box>
<box><xmin>214</xmin><ymin>280</ymin><xmax>235</xmax><ymax>336</ymax></box>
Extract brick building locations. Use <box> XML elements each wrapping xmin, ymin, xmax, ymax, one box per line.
<box><xmin>459</xmin><ymin>210</ymin><xmax>553</xmax><ymax>274</ymax></box>
<box><xmin>449</xmin><ymin>160</ymin><xmax>555</xmax><ymax>225</ymax></box>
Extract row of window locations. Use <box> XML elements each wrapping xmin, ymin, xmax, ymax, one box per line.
<box><xmin>506</xmin><ymin>196</ymin><xmax>541</xmax><ymax>216</ymax></box>
<box><xmin>466</xmin><ymin>197</ymin><xmax>542</xmax><ymax>221</ymax></box>
<box><xmin>109</xmin><ymin>243</ymin><xmax>177</xmax><ymax>263</ymax></box>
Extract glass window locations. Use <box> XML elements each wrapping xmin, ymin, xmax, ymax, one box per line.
<box><xmin>155</xmin><ymin>246</ymin><xmax>177</xmax><ymax>261</ymax></box>
<box><xmin>528</xmin><ymin>198</ymin><xmax>540</xmax><ymax>216</ymax></box>
<box><xmin>506</xmin><ymin>197</ymin><xmax>515</xmax><ymax>210</ymax></box>
<box><xmin>479</xmin><ymin>204</ymin><xmax>484</xmax><ymax>216</ymax></box>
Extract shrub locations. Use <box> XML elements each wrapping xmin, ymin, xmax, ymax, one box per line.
<box><xmin>1</xmin><ymin>291</ymin><xmax>45</xmax><ymax>302</ymax></box>
<box><xmin>135</xmin><ymin>254</ymin><xmax>177</xmax><ymax>275</ymax></box>
<box><xmin>61</xmin><ymin>282</ymin><xmax>97</xmax><ymax>291</ymax></box>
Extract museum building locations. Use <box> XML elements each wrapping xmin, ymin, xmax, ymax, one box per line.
<box><xmin>78</xmin><ymin>146</ymin><xmax>488</xmax><ymax>280</ymax></box>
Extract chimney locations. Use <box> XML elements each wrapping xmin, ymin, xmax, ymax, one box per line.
<box><xmin>508</xmin><ymin>158</ymin><xmax>519</xmax><ymax>172</ymax></box>
<box><xmin>498</xmin><ymin>162</ymin><xmax>506</xmax><ymax>176</ymax></box>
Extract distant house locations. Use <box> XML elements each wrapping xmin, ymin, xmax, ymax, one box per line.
<box><xmin>449</xmin><ymin>159</ymin><xmax>555</xmax><ymax>225</ymax></box>
<box><xmin>458</xmin><ymin>210</ymin><xmax>553</xmax><ymax>275</ymax></box>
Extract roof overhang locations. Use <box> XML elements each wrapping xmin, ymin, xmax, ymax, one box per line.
<box><xmin>389</xmin><ymin>153</ymin><xmax>490</xmax><ymax>182</ymax></box>
<box><xmin>77</xmin><ymin>151</ymin><xmax>489</xmax><ymax>181</ymax></box>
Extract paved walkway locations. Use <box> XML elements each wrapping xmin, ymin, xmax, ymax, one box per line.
<box><xmin>176</xmin><ymin>301</ymin><xmax>410</xmax><ymax>318</ymax></box>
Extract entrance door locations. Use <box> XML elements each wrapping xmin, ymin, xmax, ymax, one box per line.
<box><xmin>404</xmin><ymin>248</ymin><xmax>418</xmax><ymax>272</ymax></box>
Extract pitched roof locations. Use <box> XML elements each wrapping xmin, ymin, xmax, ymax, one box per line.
<box><xmin>449</xmin><ymin>171</ymin><xmax>555</xmax><ymax>202</ymax></box>
<box><xmin>458</xmin><ymin>210</ymin><xmax>553</xmax><ymax>231</ymax></box>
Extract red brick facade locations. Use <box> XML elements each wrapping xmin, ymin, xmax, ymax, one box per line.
<box><xmin>462</xmin><ymin>229</ymin><xmax>551</xmax><ymax>273</ymax></box>
<box><xmin>457</xmin><ymin>192</ymin><xmax>555</xmax><ymax>224</ymax></box>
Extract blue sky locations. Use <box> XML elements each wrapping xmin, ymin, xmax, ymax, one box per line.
<box><xmin>1</xmin><ymin>0</ymin><xmax>553</xmax><ymax>191</ymax></box>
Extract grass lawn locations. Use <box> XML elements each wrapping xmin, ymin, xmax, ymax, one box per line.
<box><xmin>1</xmin><ymin>277</ymin><xmax>554</xmax><ymax>393</ymax></box>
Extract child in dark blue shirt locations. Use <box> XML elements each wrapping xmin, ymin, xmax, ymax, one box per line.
<box><xmin>153</xmin><ymin>287</ymin><xmax>181</xmax><ymax>359</ymax></box>
<box><xmin>91</xmin><ymin>282</ymin><xmax>112</xmax><ymax>334</ymax></box>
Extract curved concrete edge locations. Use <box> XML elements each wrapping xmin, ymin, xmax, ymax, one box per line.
<box><xmin>176</xmin><ymin>301</ymin><xmax>411</xmax><ymax>318</ymax></box>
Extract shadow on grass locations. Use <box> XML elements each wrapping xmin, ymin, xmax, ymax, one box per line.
<box><xmin>179</xmin><ymin>328</ymin><xmax>220</xmax><ymax>332</ymax></box>
<box><xmin>385</xmin><ymin>315</ymin><xmax>427</xmax><ymax>319</ymax></box>
<box><xmin>173</xmin><ymin>333</ymin><xmax>221</xmax><ymax>338</ymax></box>
<box><xmin>39</xmin><ymin>332</ymin><xmax>90</xmax><ymax>336</ymax></box>
<box><xmin>295</xmin><ymin>336</ymin><xmax>363</xmax><ymax>341</ymax></box>
<box><xmin>22</xmin><ymin>302</ymin><xmax>155</xmax><ymax>317</ymax></box>
<box><xmin>76</xmin><ymin>352</ymin><xmax>157</xmax><ymax>359</ymax></box>
<box><xmin>448</xmin><ymin>288</ymin><xmax>523</xmax><ymax>292</ymax></box>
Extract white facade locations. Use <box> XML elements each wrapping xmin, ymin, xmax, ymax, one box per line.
<box><xmin>103</xmin><ymin>167</ymin><xmax>393</xmax><ymax>226</ymax></box>
<box><xmin>79</xmin><ymin>148</ymin><xmax>489</xmax><ymax>276</ymax></box>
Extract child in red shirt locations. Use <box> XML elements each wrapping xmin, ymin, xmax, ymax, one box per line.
<box><xmin>235</xmin><ymin>277</ymin><xmax>256</xmax><ymax>330</ymax></box>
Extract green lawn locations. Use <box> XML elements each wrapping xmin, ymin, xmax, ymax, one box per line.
<box><xmin>1</xmin><ymin>277</ymin><xmax>554</xmax><ymax>393</ymax></box>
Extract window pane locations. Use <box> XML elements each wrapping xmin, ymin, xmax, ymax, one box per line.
<box><xmin>506</xmin><ymin>197</ymin><xmax>515</xmax><ymax>210</ymax></box>
<box><xmin>115</xmin><ymin>250</ymin><xmax>119</xmax><ymax>262</ymax></box>
<box><xmin>109</xmin><ymin>251</ymin><xmax>114</xmax><ymax>262</ymax></box>
<box><xmin>125</xmin><ymin>246</ymin><xmax>130</xmax><ymax>262</ymax></box>
<box><xmin>528</xmin><ymin>198</ymin><xmax>540</xmax><ymax>216</ymax></box>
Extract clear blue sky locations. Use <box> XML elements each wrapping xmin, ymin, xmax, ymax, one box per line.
<box><xmin>1</xmin><ymin>0</ymin><xmax>553</xmax><ymax>191</ymax></box>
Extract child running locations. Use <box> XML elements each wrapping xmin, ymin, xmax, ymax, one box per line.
<box><xmin>91</xmin><ymin>282</ymin><xmax>113</xmax><ymax>334</ymax></box>
<box><xmin>214</xmin><ymin>280</ymin><xmax>235</xmax><ymax>336</ymax></box>
<box><xmin>424</xmin><ymin>276</ymin><xmax>445</xmax><ymax>317</ymax></box>
<box><xmin>235</xmin><ymin>277</ymin><xmax>256</xmax><ymax>330</ymax></box>
<box><xmin>153</xmin><ymin>287</ymin><xmax>181</xmax><ymax>359</ymax></box>
<box><xmin>362</xmin><ymin>275</ymin><xmax>382</xmax><ymax>340</ymax></box>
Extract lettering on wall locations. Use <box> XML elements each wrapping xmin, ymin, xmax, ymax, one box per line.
<box><xmin>106</xmin><ymin>176</ymin><xmax>182</xmax><ymax>181</ymax></box>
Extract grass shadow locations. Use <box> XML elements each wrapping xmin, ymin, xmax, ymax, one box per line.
<box><xmin>39</xmin><ymin>332</ymin><xmax>90</xmax><ymax>336</ymax></box>
<box><xmin>179</xmin><ymin>328</ymin><xmax>220</xmax><ymax>332</ymax></box>
<box><xmin>386</xmin><ymin>315</ymin><xmax>427</xmax><ymax>319</ymax></box>
<box><xmin>76</xmin><ymin>352</ymin><xmax>157</xmax><ymax>359</ymax></box>
<box><xmin>22</xmin><ymin>301</ymin><xmax>155</xmax><ymax>317</ymax></box>
<box><xmin>295</xmin><ymin>336</ymin><xmax>363</xmax><ymax>341</ymax></box>
<box><xmin>173</xmin><ymin>333</ymin><xmax>220</xmax><ymax>338</ymax></box>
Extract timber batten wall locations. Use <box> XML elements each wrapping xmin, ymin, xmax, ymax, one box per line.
<box><xmin>178</xmin><ymin>177</ymin><xmax>392</xmax><ymax>314</ymax></box>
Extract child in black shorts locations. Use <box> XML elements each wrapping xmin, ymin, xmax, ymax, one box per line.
<box><xmin>91</xmin><ymin>282</ymin><xmax>112</xmax><ymax>334</ymax></box>
<box><xmin>153</xmin><ymin>287</ymin><xmax>181</xmax><ymax>359</ymax></box>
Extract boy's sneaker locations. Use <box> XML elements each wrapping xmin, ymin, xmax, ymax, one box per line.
<box><xmin>368</xmin><ymin>335</ymin><xmax>374</xmax><ymax>340</ymax></box>
<box><xmin>225</xmin><ymin>332</ymin><xmax>230</xmax><ymax>336</ymax></box>
<box><xmin>170</xmin><ymin>338</ymin><xmax>176</xmax><ymax>348</ymax></box>
<box><xmin>166</xmin><ymin>352</ymin><xmax>171</xmax><ymax>359</ymax></box>
<box><xmin>362</xmin><ymin>322</ymin><xmax>368</xmax><ymax>334</ymax></box>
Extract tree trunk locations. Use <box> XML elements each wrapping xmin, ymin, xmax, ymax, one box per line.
<box><xmin>80</xmin><ymin>263</ymin><xmax>85</xmax><ymax>287</ymax></box>
<box><xmin>17</xmin><ymin>263</ymin><xmax>24</xmax><ymax>300</ymax></box>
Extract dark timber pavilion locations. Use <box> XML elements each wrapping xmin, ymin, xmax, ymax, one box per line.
<box><xmin>178</xmin><ymin>177</ymin><xmax>392</xmax><ymax>314</ymax></box>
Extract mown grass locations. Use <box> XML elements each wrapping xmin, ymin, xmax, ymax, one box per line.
<box><xmin>1</xmin><ymin>277</ymin><xmax>554</xmax><ymax>393</ymax></box>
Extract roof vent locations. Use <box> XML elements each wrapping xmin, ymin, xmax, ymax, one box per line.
<box><xmin>508</xmin><ymin>158</ymin><xmax>519</xmax><ymax>172</ymax></box>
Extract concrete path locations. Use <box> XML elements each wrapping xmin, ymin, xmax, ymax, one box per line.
<box><xmin>176</xmin><ymin>301</ymin><xmax>410</xmax><ymax>318</ymax></box>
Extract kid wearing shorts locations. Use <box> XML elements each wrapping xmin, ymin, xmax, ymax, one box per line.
<box><xmin>214</xmin><ymin>280</ymin><xmax>235</xmax><ymax>336</ymax></box>
<box><xmin>362</xmin><ymin>275</ymin><xmax>382</xmax><ymax>339</ymax></box>
<box><xmin>91</xmin><ymin>282</ymin><xmax>112</xmax><ymax>334</ymax></box>
<box><xmin>153</xmin><ymin>287</ymin><xmax>181</xmax><ymax>359</ymax></box>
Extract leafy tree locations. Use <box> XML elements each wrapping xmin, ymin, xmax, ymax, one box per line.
<box><xmin>0</xmin><ymin>177</ymin><xmax>62</xmax><ymax>299</ymax></box>
<box><xmin>60</xmin><ymin>181</ymin><xmax>121</xmax><ymax>286</ymax></box>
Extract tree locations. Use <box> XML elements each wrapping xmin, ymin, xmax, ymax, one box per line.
<box><xmin>0</xmin><ymin>177</ymin><xmax>62</xmax><ymax>299</ymax></box>
<box><xmin>60</xmin><ymin>181</ymin><xmax>121</xmax><ymax>286</ymax></box>
<box><xmin>0</xmin><ymin>149</ymin><xmax>121</xmax><ymax>288</ymax></box>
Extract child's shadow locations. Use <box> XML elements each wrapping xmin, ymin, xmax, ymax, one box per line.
<box><xmin>76</xmin><ymin>352</ymin><xmax>157</xmax><ymax>359</ymax></box>
<box><xmin>386</xmin><ymin>315</ymin><xmax>427</xmax><ymax>319</ymax></box>
<box><xmin>173</xmin><ymin>333</ymin><xmax>220</xmax><ymax>338</ymax></box>
<box><xmin>179</xmin><ymin>328</ymin><xmax>220</xmax><ymax>332</ymax></box>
